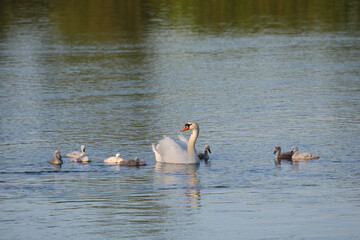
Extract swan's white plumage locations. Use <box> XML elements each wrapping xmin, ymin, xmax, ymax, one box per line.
<box><xmin>152</xmin><ymin>122</ymin><xmax>200</xmax><ymax>164</ymax></box>
<box><xmin>153</xmin><ymin>135</ymin><xmax>189</xmax><ymax>164</ymax></box>
<box><xmin>177</xmin><ymin>133</ymin><xmax>189</xmax><ymax>148</ymax></box>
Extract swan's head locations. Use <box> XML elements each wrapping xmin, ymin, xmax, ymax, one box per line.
<box><xmin>81</xmin><ymin>145</ymin><xmax>86</xmax><ymax>152</ymax></box>
<box><xmin>181</xmin><ymin>122</ymin><xmax>199</xmax><ymax>132</ymax></box>
<box><xmin>205</xmin><ymin>145</ymin><xmax>211</xmax><ymax>153</ymax></box>
<box><xmin>115</xmin><ymin>153</ymin><xmax>121</xmax><ymax>158</ymax></box>
<box><xmin>291</xmin><ymin>146</ymin><xmax>298</xmax><ymax>153</ymax></box>
<box><xmin>274</xmin><ymin>146</ymin><xmax>281</xmax><ymax>154</ymax></box>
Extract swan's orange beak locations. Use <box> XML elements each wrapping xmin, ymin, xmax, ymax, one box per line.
<box><xmin>181</xmin><ymin>125</ymin><xmax>189</xmax><ymax>132</ymax></box>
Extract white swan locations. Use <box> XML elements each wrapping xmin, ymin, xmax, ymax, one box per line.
<box><xmin>104</xmin><ymin>153</ymin><xmax>124</xmax><ymax>164</ymax></box>
<box><xmin>66</xmin><ymin>145</ymin><xmax>86</xmax><ymax>158</ymax></box>
<box><xmin>291</xmin><ymin>146</ymin><xmax>319</xmax><ymax>160</ymax></box>
<box><xmin>152</xmin><ymin>122</ymin><xmax>200</xmax><ymax>164</ymax></box>
<box><xmin>50</xmin><ymin>150</ymin><xmax>63</xmax><ymax>165</ymax></box>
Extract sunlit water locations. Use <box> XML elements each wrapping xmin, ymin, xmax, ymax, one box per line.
<box><xmin>1</xmin><ymin>1</ymin><xmax>360</xmax><ymax>239</ymax></box>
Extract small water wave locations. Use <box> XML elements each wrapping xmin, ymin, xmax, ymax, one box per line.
<box><xmin>0</xmin><ymin>170</ymin><xmax>112</xmax><ymax>175</ymax></box>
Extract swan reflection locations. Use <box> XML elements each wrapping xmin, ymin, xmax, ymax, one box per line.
<box><xmin>154</xmin><ymin>163</ymin><xmax>201</xmax><ymax>210</ymax></box>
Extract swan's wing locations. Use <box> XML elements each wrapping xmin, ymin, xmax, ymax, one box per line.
<box><xmin>177</xmin><ymin>133</ymin><xmax>188</xmax><ymax>150</ymax></box>
<box><xmin>154</xmin><ymin>135</ymin><xmax>188</xmax><ymax>164</ymax></box>
<box><xmin>152</xmin><ymin>143</ymin><xmax>162</xmax><ymax>162</ymax></box>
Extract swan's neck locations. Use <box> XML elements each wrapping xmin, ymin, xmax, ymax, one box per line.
<box><xmin>187</xmin><ymin>128</ymin><xmax>199</xmax><ymax>161</ymax></box>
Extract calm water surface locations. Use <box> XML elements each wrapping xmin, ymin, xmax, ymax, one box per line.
<box><xmin>1</xmin><ymin>1</ymin><xmax>360</xmax><ymax>239</ymax></box>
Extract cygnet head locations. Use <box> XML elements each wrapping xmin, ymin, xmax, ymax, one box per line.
<box><xmin>134</xmin><ymin>157</ymin><xmax>139</xmax><ymax>161</ymax></box>
<box><xmin>53</xmin><ymin>150</ymin><xmax>62</xmax><ymax>164</ymax></box>
<box><xmin>55</xmin><ymin>150</ymin><xmax>61</xmax><ymax>158</ymax></box>
<box><xmin>291</xmin><ymin>146</ymin><xmax>298</xmax><ymax>153</ymax></box>
<box><xmin>204</xmin><ymin>145</ymin><xmax>211</xmax><ymax>153</ymax></box>
<box><xmin>181</xmin><ymin>122</ymin><xmax>199</xmax><ymax>132</ymax></box>
<box><xmin>274</xmin><ymin>146</ymin><xmax>281</xmax><ymax>154</ymax></box>
<box><xmin>81</xmin><ymin>145</ymin><xmax>86</xmax><ymax>153</ymax></box>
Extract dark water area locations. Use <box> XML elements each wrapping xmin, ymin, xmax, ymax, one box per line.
<box><xmin>1</xmin><ymin>1</ymin><xmax>360</xmax><ymax>239</ymax></box>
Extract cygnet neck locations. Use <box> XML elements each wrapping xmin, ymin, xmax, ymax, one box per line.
<box><xmin>275</xmin><ymin>150</ymin><xmax>281</xmax><ymax>159</ymax></box>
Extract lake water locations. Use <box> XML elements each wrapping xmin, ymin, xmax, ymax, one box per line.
<box><xmin>1</xmin><ymin>1</ymin><xmax>360</xmax><ymax>239</ymax></box>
